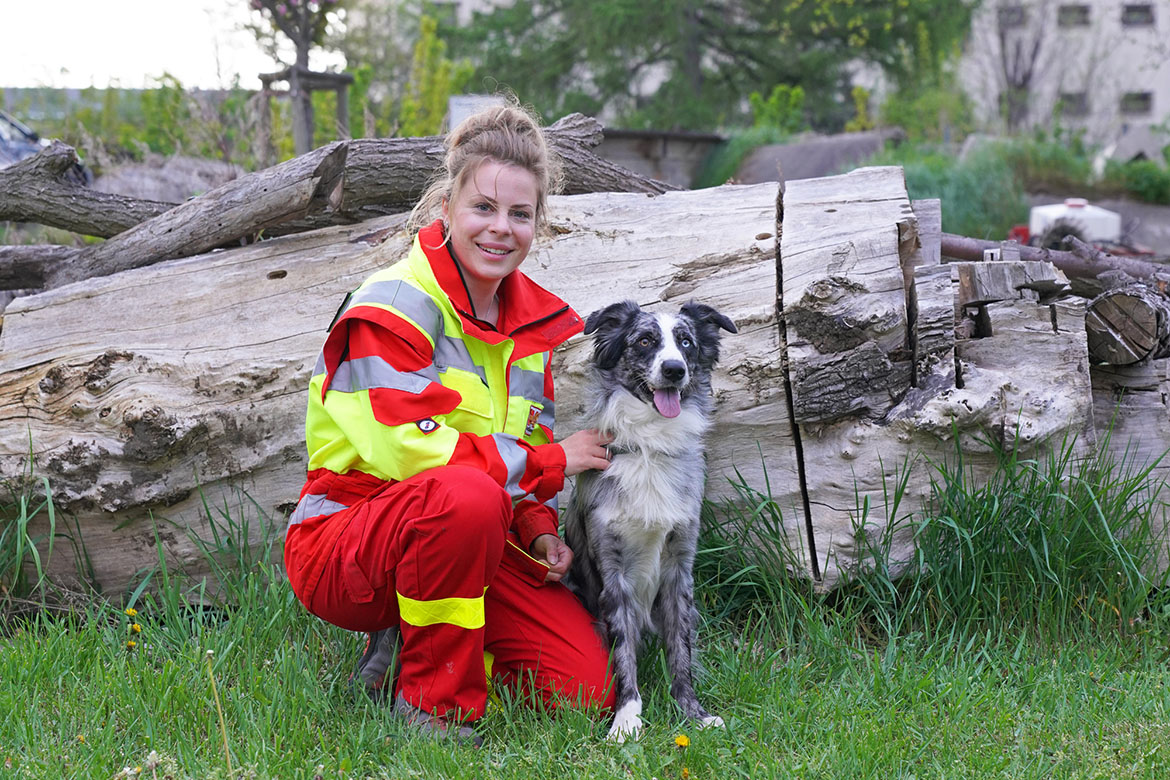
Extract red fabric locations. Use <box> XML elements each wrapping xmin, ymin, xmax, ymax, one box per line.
<box><xmin>286</xmin><ymin>465</ymin><xmax>613</xmax><ymax>720</ymax></box>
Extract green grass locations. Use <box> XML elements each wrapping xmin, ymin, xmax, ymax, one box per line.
<box><xmin>2</xmin><ymin>438</ymin><xmax>1169</xmax><ymax>778</ymax></box>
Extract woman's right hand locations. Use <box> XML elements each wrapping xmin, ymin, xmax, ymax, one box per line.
<box><xmin>559</xmin><ymin>428</ymin><xmax>613</xmax><ymax>476</ymax></box>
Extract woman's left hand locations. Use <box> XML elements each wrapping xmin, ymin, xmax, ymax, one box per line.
<box><xmin>530</xmin><ymin>533</ymin><xmax>573</xmax><ymax>583</ymax></box>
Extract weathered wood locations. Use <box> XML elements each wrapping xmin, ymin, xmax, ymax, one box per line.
<box><xmin>782</xmin><ymin>167</ymin><xmax>917</xmax><ymax>425</ymax></box>
<box><xmin>912</xmin><ymin>198</ymin><xmax>942</xmax><ymax>267</ymax></box>
<box><xmin>1085</xmin><ymin>284</ymin><xmax>1170</xmax><ymax>365</ymax></box>
<box><xmin>0</xmin><ymin>141</ymin><xmax>173</xmax><ymax>237</ymax></box>
<box><xmin>0</xmin><ymin>184</ymin><xmax>783</xmax><ymax>596</ymax></box>
<box><xmin>952</xmin><ymin>260</ymin><xmax>1069</xmax><ymax>308</ymax></box>
<box><xmin>46</xmin><ymin>142</ymin><xmax>349</xmax><ymax>288</ymax></box>
<box><xmin>941</xmin><ymin>231</ymin><xmax>1170</xmax><ymax>297</ymax></box>
<box><xmin>0</xmin><ymin>245</ymin><xmax>79</xmax><ymax>291</ymax></box>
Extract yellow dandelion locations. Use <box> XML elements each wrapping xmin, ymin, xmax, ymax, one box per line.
<box><xmin>675</xmin><ymin>734</ymin><xmax>691</xmax><ymax>748</ymax></box>
<box><xmin>682</xmin><ymin>768</ymin><xmax>691</xmax><ymax>780</ymax></box>
<box><xmin>124</xmin><ymin>607</ymin><xmax>138</xmax><ymax>618</ymax></box>
<box><xmin>126</xmin><ymin>640</ymin><xmax>138</xmax><ymax>650</ymax></box>
<box><xmin>130</xmin><ymin>623</ymin><xmax>142</xmax><ymax>633</ymax></box>
<box><xmin>76</xmin><ymin>735</ymin><xmax>85</xmax><ymax>744</ymax></box>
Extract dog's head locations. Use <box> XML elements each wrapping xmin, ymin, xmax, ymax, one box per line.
<box><xmin>583</xmin><ymin>300</ymin><xmax>737</xmax><ymax>418</ymax></box>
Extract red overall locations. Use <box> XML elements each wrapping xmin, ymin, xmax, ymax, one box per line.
<box><xmin>285</xmin><ymin>223</ymin><xmax>614</xmax><ymax>721</ymax></box>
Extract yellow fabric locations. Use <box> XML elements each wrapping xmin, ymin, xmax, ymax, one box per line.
<box><xmin>396</xmin><ymin>590</ymin><xmax>486</xmax><ymax>630</ymax></box>
<box><xmin>305</xmin><ymin>234</ymin><xmax>550</xmax><ymax>482</ymax></box>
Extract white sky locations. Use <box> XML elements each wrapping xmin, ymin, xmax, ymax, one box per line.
<box><xmin>1</xmin><ymin>0</ymin><xmax>344</xmax><ymax>91</ymax></box>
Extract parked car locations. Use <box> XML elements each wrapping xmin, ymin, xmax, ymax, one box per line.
<box><xmin>0</xmin><ymin>109</ymin><xmax>92</xmax><ymax>185</ymax></box>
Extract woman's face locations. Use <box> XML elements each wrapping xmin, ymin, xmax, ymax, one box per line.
<box><xmin>442</xmin><ymin>160</ymin><xmax>540</xmax><ymax>301</ymax></box>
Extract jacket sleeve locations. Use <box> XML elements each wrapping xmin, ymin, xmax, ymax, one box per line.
<box><xmin>319</xmin><ymin>314</ymin><xmax>565</xmax><ymax>546</ymax></box>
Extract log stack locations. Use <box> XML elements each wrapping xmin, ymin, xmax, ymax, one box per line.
<box><xmin>1</xmin><ymin>135</ymin><xmax>1167</xmax><ymax>595</ymax></box>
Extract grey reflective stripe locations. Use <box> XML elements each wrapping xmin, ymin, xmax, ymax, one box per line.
<box><xmin>543</xmin><ymin>494</ymin><xmax>559</xmax><ymax>514</ymax></box>
<box><xmin>435</xmin><ymin>334</ymin><xmax>488</xmax><ymax>384</ymax></box>
<box><xmin>508</xmin><ymin>365</ymin><xmax>545</xmax><ymax>404</ymax></box>
<box><xmin>492</xmin><ymin>434</ymin><xmax>529</xmax><ymax>499</ymax></box>
<box><xmin>537</xmin><ymin>399</ymin><xmax>555</xmax><ymax>430</ymax></box>
<box><xmin>509</xmin><ymin>360</ymin><xmax>555</xmax><ymax>429</ymax></box>
<box><xmin>329</xmin><ymin>355</ymin><xmax>441</xmax><ymax>394</ymax></box>
<box><xmin>348</xmin><ymin>279</ymin><xmax>443</xmax><ymax>338</ymax></box>
<box><xmin>313</xmin><ymin>352</ymin><xmax>326</xmax><ymax>377</ymax></box>
<box><xmin>289</xmin><ymin>493</ymin><xmax>349</xmax><ymax>526</ymax></box>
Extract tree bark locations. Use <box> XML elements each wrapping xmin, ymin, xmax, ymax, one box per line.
<box><xmin>1</xmin><ymin>114</ymin><xmax>673</xmax><ymax>246</ymax></box>
<box><xmin>941</xmin><ymin>232</ymin><xmax>1170</xmax><ymax>297</ymax></box>
<box><xmin>1085</xmin><ymin>284</ymin><xmax>1170</xmax><ymax>365</ymax></box>
<box><xmin>0</xmin><ymin>141</ymin><xmax>173</xmax><ymax>237</ymax></box>
<box><xmin>46</xmin><ymin>142</ymin><xmax>349</xmax><ymax>289</ymax></box>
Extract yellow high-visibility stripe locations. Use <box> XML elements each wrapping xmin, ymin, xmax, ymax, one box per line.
<box><xmin>397</xmin><ymin>589</ymin><xmax>486</xmax><ymax>630</ymax></box>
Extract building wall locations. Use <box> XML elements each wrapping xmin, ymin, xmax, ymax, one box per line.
<box><xmin>959</xmin><ymin>0</ymin><xmax>1170</xmax><ymax>148</ymax></box>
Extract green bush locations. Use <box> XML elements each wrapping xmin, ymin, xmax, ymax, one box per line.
<box><xmin>866</xmin><ymin>142</ymin><xmax>1029</xmax><ymax>239</ymax></box>
<box><xmin>1105</xmin><ymin>158</ymin><xmax>1170</xmax><ymax>205</ymax></box>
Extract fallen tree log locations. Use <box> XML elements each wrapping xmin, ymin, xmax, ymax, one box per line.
<box><xmin>0</xmin><ymin>114</ymin><xmax>673</xmax><ymax>244</ymax></box>
<box><xmin>3</xmin><ymin>166</ymin><xmax>1165</xmax><ymax>596</ymax></box>
<box><xmin>46</xmin><ymin>142</ymin><xmax>349</xmax><ymax>288</ymax></box>
<box><xmin>0</xmin><ymin>184</ymin><xmax>779</xmax><ymax>597</ymax></box>
<box><xmin>1085</xmin><ymin>284</ymin><xmax>1170</xmax><ymax>365</ymax></box>
<box><xmin>0</xmin><ymin>142</ymin><xmax>173</xmax><ymax>237</ymax></box>
<box><xmin>941</xmin><ymin>231</ymin><xmax>1170</xmax><ymax>297</ymax></box>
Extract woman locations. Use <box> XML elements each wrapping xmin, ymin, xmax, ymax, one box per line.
<box><xmin>283</xmin><ymin>103</ymin><xmax>615</xmax><ymax>745</ymax></box>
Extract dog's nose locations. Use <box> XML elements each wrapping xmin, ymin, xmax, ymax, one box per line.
<box><xmin>661</xmin><ymin>360</ymin><xmax>686</xmax><ymax>383</ymax></box>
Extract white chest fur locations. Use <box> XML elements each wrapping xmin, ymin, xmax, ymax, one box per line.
<box><xmin>589</xmin><ymin>389</ymin><xmax>707</xmax><ymax>618</ymax></box>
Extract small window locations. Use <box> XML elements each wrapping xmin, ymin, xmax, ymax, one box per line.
<box><xmin>997</xmin><ymin>4</ymin><xmax>1027</xmax><ymax>27</ymax></box>
<box><xmin>1120</xmin><ymin>92</ymin><xmax>1153</xmax><ymax>115</ymax></box>
<box><xmin>1122</xmin><ymin>4</ymin><xmax>1155</xmax><ymax>25</ymax></box>
<box><xmin>1059</xmin><ymin>92</ymin><xmax>1089</xmax><ymax>118</ymax></box>
<box><xmin>1058</xmin><ymin>4</ymin><xmax>1091</xmax><ymax>26</ymax></box>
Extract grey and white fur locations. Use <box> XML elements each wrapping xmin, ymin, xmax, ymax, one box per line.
<box><xmin>563</xmin><ymin>300</ymin><xmax>737</xmax><ymax>742</ymax></box>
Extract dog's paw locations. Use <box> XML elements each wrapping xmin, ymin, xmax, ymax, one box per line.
<box><xmin>607</xmin><ymin>699</ymin><xmax>644</xmax><ymax>743</ymax></box>
<box><xmin>698</xmin><ymin>714</ymin><xmax>724</xmax><ymax>730</ymax></box>
<box><xmin>606</xmin><ymin>716</ymin><xmax>643</xmax><ymax>743</ymax></box>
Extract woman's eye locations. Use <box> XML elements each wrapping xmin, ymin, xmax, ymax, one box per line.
<box><xmin>475</xmin><ymin>203</ymin><xmax>492</xmax><ymax>212</ymax></box>
<box><xmin>512</xmin><ymin>210</ymin><xmax>531</xmax><ymax>221</ymax></box>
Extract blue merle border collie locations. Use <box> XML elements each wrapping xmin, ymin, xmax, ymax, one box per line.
<box><xmin>563</xmin><ymin>300</ymin><xmax>737</xmax><ymax>742</ymax></box>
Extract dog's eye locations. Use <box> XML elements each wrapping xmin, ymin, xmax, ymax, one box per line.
<box><xmin>679</xmin><ymin>337</ymin><xmax>693</xmax><ymax>349</ymax></box>
<box><xmin>638</xmin><ymin>337</ymin><xmax>652</xmax><ymax>348</ymax></box>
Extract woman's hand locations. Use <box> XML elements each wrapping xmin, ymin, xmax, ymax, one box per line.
<box><xmin>559</xmin><ymin>428</ymin><xmax>613</xmax><ymax>477</ymax></box>
<box><xmin>530</xmin><ymin>533</ymin><xmax>573</xmax><ymax>583</ymax></box>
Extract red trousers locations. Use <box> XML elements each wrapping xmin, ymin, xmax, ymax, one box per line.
<box><xmin>287</xmin><ymin>465</ymin><xmax>614</xmax><ymax>721</ymax></box>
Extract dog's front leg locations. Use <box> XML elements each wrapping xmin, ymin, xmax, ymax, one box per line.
<box><xmin>599</xmin><ymin>564</ymin><xmax>644</xmax><ymax>742</ymax></box>
<box><xmin>655</xmin><ymin>534</ymin><xmax>724</xmax><ymax>730</ymax></box>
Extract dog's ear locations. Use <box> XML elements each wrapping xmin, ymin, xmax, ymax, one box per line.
<box><xmin>680</xmin><ymin>302</ymin><xmax>737</xmax><ymax>335</ymax></box>
<box><xmin>680</xmin><ymin>302</ymin><xmax>737</xmax><ymax>369</ymax></box>
<box><xmin>585</xmin><ymin>300</ymin><xmax>640</xmax><ymax>370</ymax></box>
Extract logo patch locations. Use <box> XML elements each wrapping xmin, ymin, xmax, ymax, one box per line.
<box><xmin>524</xmin><ymin>405</ymin><xmax>542</xmax><ymax>436</ymax></box>
<box><xmin>416</xmin><ymin>418</ymin><xmax>439</xmax><ymax>434</ymax></box>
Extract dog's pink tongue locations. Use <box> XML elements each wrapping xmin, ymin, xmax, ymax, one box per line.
<box><xmin>653</xmin><ymin>389</ymin><xmax>682</xmax><ymax>418</ymax></box>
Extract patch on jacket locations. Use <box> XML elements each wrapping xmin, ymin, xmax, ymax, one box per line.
<box><xmin>525</xmin><ymin>404</ymin><xmax>542</xmax><ymax>436</ymax></box>
<box><xmin>416</xmin><ymin>418</ymin><xmax>439</xmax><ymax>434</ymax></box>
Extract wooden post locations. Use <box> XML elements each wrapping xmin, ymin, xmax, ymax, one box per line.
<box><xmin>1085</xmin><ymin>285</ymin><xmax>1170</xmax><ymax>365</ymax></box>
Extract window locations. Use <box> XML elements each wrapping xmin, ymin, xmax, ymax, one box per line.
<box><xmin>1059</xmin><ymin>93</ymin><xmax>1089</xmax><ymax>118</ymax></box>
<box><xmin>1120</xmin><ymin>92</ymin><xmax>1153</xmax><ymax>115</ymax></box>
<box><xmin>1122</xmin><ymin>4</ymin><xmax>1155</xmax><ymax>25</ymax></box>
<box><xmin>997</xmin><ymin>4</ymin><xmax>1026</xmax><ymax>27</ymax></box>
<box><xmin>1057</xmin><ymin>4</ymin><xmax>1091</xmax><ymax>26</ymax></box>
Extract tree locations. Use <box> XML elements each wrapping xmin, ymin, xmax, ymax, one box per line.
<box><xmin>447</xmin><ymin>0</ymin><xmax>978</xmax><ymax>132</ymax></box>
<box><xmin>398</xmin><ymin>15</ymin><xmax>474</xmax><ymax>136</ymax></box>
<box><xmin>248</xmin><ymin>0</ymin><xmax>346</xmax><ymax>153</ymax></box>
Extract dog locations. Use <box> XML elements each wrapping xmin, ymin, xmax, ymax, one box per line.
<box><xmin>563</xmin><ymin>300</ymin><xmax>737</xmax><ymax>742</ymax></box>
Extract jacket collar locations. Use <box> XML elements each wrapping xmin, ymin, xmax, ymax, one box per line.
<box><xmin>415</xmin><ymin>219</ymin><xmax>583</xmax><ymax>349</ymax></box>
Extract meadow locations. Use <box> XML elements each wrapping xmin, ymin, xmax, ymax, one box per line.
<box><xmin>1</xmin><ymin>437</ymin><xmax>1168</xmax><ymax>779</ymax></box>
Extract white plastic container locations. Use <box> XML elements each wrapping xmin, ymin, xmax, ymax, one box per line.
<box><xmin>1029</xmin><ymin>198</ymin><xmax>1121</xmax><ymax>243</ymax></box>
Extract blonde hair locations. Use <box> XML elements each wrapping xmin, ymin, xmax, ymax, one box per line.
<box><xmin>408</xmin><ymin>100</ymin><xmax>562</xmax><ymax>235</ymax></box>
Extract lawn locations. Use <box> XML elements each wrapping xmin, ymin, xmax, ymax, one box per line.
<box><xmin>2</xmin><ymin>439</ymin><xmax>1169</xmax><ymax>779</ymax></box>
